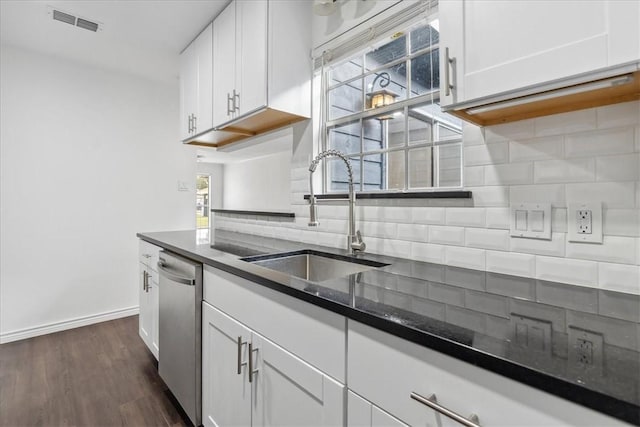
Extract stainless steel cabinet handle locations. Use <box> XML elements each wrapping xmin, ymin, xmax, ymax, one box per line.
<box><xmin>233</xmin><ymin>90</ymin><xmax>240</xmax><ymax>112</ymax></box>
<box><xmin>143</xmin><ymin>270</ymin><xmax>148</xmax><ymax>291</ymax></box>
<box><xmin>227</xmin><ymin>93</ymin><xmax>233</xmax><ymax>116</ymax></box>
<box><xmin>444</xmin><ymin>47</ymin><xmax>455</xmax><ymax>97</ymax></box>
<box><xmin>193</xmin><ymin>115</ymin><xmax>197</xmax><ymax>133</ymax></box>
<box><xmin>237</xmin><ymin>336</ymin><xmax>247</xmax><ymax>374</ymax></box>
<box><xmin>248</xmin><ymin>343</ymin><xmax>258</xmax><ymax>383</ymax></box>
<box><xmin>411</xmin><ymin>392</ymin><xmax>480</xmax><ymax>427</ymax></box>
<box><xmin>188</xmin><ymin>114</ymin><xmax>193</xmax><ymax>133</ymax></box>
<box><xmin>157</xmin><ymin>262</ymin><xmax>195</xmax><ymax>286</ymax></box>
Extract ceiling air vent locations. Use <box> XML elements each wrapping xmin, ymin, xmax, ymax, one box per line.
<box><xmin>52</xmin><ymin>9</ymin><xmax>75</xmax><ymax>25</ymax></box>
<box><xmin>76</xmin><ymin>18</ymin><xmax>99</xmax><ymax>32</ymax></box>
<box><xmin>48</xmin><ymin>6</ymin><xmax>102</xmax><ymax>32</ymax></box>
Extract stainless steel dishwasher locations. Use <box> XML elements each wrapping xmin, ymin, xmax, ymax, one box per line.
<box><xmin>157</xmin><ymin>250</ymin><xmax>202</xmax><ymax>426</ymax></box>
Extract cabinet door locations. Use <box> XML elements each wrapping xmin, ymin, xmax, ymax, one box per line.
<box><xmin>213</xmin><ymin>2</ymin><xmax>237</xmax><ymax>127</ymax></box>
<box><xmin>149</xmin><ymin>275</ymin><xmax>159</xmax><ymax>359</ymax></box>
<box><xmin>251</xmin><ymin>332</ymin><xmax>344</xmax><ymax>427</ymax></box>
<box><xmin>138</xmin><ymin>265</ymin><xmax>151</xmax><ymax>347</ymax></box>
<box><xmin>236</xmin><ymin>0</ymin><xmax>267</xmax><ymax>116</ymax></box>
<box><xmin>348</xmin><ymin>391</ymin><xmax>408</xmax><ymax>427</ymax></box>
<box><xmin>196</xmin><ymin>23</ymin><xmax>214</xmax><ymax>134</ymax></box>
<box><xmin>443</xmin><ymin>1</ymin><xmax>634</xmax><ymax>103</ymax></box>
<box><xmin>180</xmin><ymin>42</ymin><xmax>197</xmax><ymax>140</ymax></box>
<box><xmin>202</xmin><ymin>302</ymin><xmax>252</xmax><ymax>427</ymax></box>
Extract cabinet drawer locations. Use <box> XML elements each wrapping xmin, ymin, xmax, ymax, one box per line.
<box><xmin>139</xmin><ymin>240</ymin><xmax>160</xmax><ymax>271</ymax></box>
<box><xmin>348</xmin><ymin>320</ymin><xmax>627</xmax><ymax>427</ymax></box>
<box><xmin>204</xmin><ymin>265</ymin><xmax>346</xmax><ymax>383</ymax></box>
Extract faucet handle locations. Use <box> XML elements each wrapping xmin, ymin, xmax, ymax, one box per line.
<box><xmin>351</xmin><ymin>230</ymin><xmax>366</xmax><ymax>253</ymax></box>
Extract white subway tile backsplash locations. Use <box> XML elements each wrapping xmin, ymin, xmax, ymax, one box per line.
<box><xmin>596</xmin><ymin>153</ymin><xmax>639</xmax><ymax>182</ymax></box>
<box><xmin>397</xmin><ymin>223</ymin><xmax>428</xmax><ymax>242</ymax></box>
<box><xmin>509</xmin><ymin>136</ymin><xmax>564</xmax><ymax>162</ymax></box>
<box><xmin>429</xmin><ymin>225</ymin><xmax>465</xmax><ymax>246</ymax></box>
<box><xmin>485</xmin><ymin>162</ymin><xmax>534</xmax><ymax>185</ymax></box>
<box><xmin>466</xmin><ymin>186</ymin><xmax>510</xmax><ymax>207</ymax></box>
<box><xmin>510</xmin><ymin>232</ymin><xmax>566</xmax><ymax>257</ymax></box>
<box><xmin>463</xmin><ymin>123</ymin><xmax>485</xmax><ymax>146</ymax></box>
<box><xmin>510</xmin><ymin>184</ymin><xmax>565</xmax><ymax>207</ymax></box>
<box><xmin>375</xmin><ymin>238</ymin><xmax>411</xmax><ymax>258</ymax></box>
<box><xmin>486</xmin><ymin>207</ymin><xmax>511</xmax><ymax>229</ymax></box>
<box><xmin>410</xmin><ymin>242</ymin><xmax>445</xmax><ymax>264</ymax></box>
<box><xmin>464</xmin><ymin>143</ymin><xmax>509</xmax><ymax>166</ymax></box>
<box><xmin>464</xmin><ymin>166</ymin><xmax>485</xmax><ymax>186</ymax></box>
<box><xmin>358</xmin><ymin>206</ymin><xmax>380</xmax><ymax>222</ymax></box>
<box><xmin>565</xmin><ymin>127</ymin><xmax>635</xmax><ymax>158</ymax></box>
<box><xmin>485</xmin><ymin>120</ymin><xmax>535</xmax><ymax>142</ymax></box>
<box><xmin>536</xmin><ymin>256</ymin><xmax>598</xmax><ymax>287</ymax></box>
<box><xmin>446</xmin><ymin>208</ymin><xmax>486</xmax><ymax>227</ymax></box>
<box><xmin>566</xmin><ymin>236</ymin><xmax>637</xmax><ymax>265</ymax></box>
<box><xmin>636</xmin><ymin>126</ymin><xmax>640</xmax><ymax>152</ymax></box>
<box><xmin>566</xmin><ymin>181</ymin><xmax>636</xmax><ymax>208</ymax></box>
<box><xmin>379</xmin><ymin>206</ymin><xmax>412</xmax><ymax>223</ymax></box>
<box><xmin>412</xmin><ymin>207</ymin><xmax>445</xmax><ymax>224</ymax></box>
<box><xmin>598</xmin><ymin>263</ymin><xmax>640</xmax><ymax>295</ymax></box>
<box><xmin>603</xmin><ymin>209</ymin><xmax>640</xmax><ymax>237</ymax></box>
<box><xmin>552</xmin><ymin>208</ymin><xmax>568</xmax><ymax>233</ymax></box>
<box><xmin>596</xmin><ymin>101</ymin><xmax>640</xmax><ymax>129</ymax></box>
<box><xmin>534</xmin><ymin>158</ymin><xmax>595</xmax><ymax>183</ymax></box>
<box><xmin>466</xmin><ymin>228</ymin><xmax>510</xmax><ymax>251</ymax></box>
<box><xmin>486</xmin><ymin>251</ymin><xmax>536</xmax><ymax>277</ymax></box>
<box><xmin>535</xmin><ymin>109</ymin><xmax>596</xmax><ymax>137</ymax></box>
<box><xmin>362</xmin><ymin>221</ymin><xmax>397</xmax><ymax>239</ymax></box>
<box><xmin>445</xmin><ymin>246</ymin><xmax>486</xmax><ymax>270</ymax></box>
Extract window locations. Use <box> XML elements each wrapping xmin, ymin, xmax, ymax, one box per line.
<box><xmin>321</xmin><ymin>16</ymin><xmax>463</xmax><ymax>193</ymax></box>
<box><xmin>196</xmin><ymin>174</ymin><xmax>210</xmax><ymax>229</ymax></box>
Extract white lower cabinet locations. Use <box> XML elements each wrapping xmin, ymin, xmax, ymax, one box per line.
<box><xmin>202</xmin><ymin>301</ymin><xmax>344</xmax><ymax>427</ymax></box>
<box><xmin>348</xmin><ymin>392</ymin><xmax>408</xmax><ymax>427</ymax></box>
<box><xmin>138</xmin><ymin>240</ymin><xmax>160</xmax><ymax>359</ymax></box>
<box><xmin>348</xmin><ymin>320</ymin><xmax>628</xmax><ymax>427</ymax></box>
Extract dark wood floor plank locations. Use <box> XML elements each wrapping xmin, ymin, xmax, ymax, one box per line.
<box><xmin>0</xmin><ymin>315</ymin><xmax>187</xmax><ymax>427</ymax></box>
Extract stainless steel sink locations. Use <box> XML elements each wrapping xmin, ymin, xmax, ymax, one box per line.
<box><xmin>242</xmin><ymin>250</ymin><xmax>388</xmax><ymax>282</ymax></box>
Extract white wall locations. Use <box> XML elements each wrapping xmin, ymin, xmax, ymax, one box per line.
<box><xmin>0</xmin><ymin>45</ymin><xmax>196</xmax><ymax>341</ymax></box>
<box><xmin>222</xmin><ymin>150</ymin><xmax>292</xmax><ymax>211</ymax></box>
<box><xmin>197</xmin><ymin>162</ymin><xmax>224</xmax><ymax>210</ymax></box>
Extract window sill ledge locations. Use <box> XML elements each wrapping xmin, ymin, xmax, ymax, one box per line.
<box><xmin>303</xmin><ymin>191</ymin><xmax>471</xmax><ymax>200</ymax></box>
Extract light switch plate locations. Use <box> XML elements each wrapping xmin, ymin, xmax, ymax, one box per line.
<box><xmin>510</xmin><ymin>203</ymin><xmax>552</xmax><ymax>240</ymax></box>
<box><xmin>568</xmin><ymin>202</ymin><xmax>603</xmax><ymax>243</ymax></box>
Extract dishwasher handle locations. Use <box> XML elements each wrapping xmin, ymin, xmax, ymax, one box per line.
<box><xmin>157</xmin><ymin>261</ymin><xmax>195</xmax><ymax>286</ymax></box>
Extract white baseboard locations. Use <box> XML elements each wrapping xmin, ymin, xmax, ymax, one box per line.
<box><xmin>0</xmin><ymin>306</ymin><xmax>140</xmax><ymax>344</ymax></box>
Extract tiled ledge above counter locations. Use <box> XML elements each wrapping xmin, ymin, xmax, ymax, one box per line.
<box><xmin>137</xmin><ymin>230</ymin><xmax>640</xmax><ymax>425</ymax></box>
<box><xmin>211</xmin><ymin>209</ymin><xmax>295</xmax><ymax>218</ymax></box>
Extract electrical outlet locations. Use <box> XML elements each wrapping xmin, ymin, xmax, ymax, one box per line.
<box><xmin>577</xmin><ymin>210</ymin><xmax>592</xmax><ymax>234</ymax></box>
<box><xmin>568</xmin><ymin>326</ymin><xmax>603</xmax><ymax>371</ymax></box>
<box><xmin>568</xmin><ymin>202</ymin><xmax>603</xmax><ymax>243</ymax></box>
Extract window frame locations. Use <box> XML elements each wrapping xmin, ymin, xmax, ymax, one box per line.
<box><xmin>320</xmin><ymin>16</ymin><xmax>463</xmax><ymax>195</ymax></box>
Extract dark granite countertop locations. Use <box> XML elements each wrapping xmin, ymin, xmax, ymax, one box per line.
<box><xmin>137</xmin><ymin>229</ymin><xmax>640</xmax><ymax>425</ymax></box>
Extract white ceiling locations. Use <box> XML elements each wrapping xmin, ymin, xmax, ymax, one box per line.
<box><xmin>0</xmin><ymin>0</ymin><xmax>230</xmax><ymax>83</ymax></box>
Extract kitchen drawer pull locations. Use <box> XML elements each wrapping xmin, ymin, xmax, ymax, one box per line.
<box><xmin>237</xmin><ymin>336</ymin><xmax>247</xmax><ymax>375</ymax></box>
<box><xmin>192</xmin><ymin>115</ymin><xmax>197</xmax><ymax>133</ymax></box>
<box><xmin>248</xmin><ymin>342</ymin><xmax>258</xmax><ymax>383</ymax></box>
<box><xmin>444</xmin><ymin>47</ymin><xmax>455</xmax><ymax>97</ymax></box>
<box><xmin>411</xmin><ymin>392</ymin><xmax>480</xmax><ymax>427</ymax></box>
<box><xmin>143</xmin><ymin>271</ymin><xmax>148</xmax><ymax>291</ymax></box>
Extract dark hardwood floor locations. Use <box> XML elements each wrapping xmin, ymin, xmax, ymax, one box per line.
<box><xmin>0</xmin><ymin>315</ymin><xmax>188</xmax><ymax>427</ymax></box>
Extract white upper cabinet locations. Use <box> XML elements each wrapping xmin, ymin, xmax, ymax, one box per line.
<box><xmin>213</xmin><ymin>0</ymin><xmax>267</xmax><ymax>126</ymax></box>
<box><xmin>440</xmin><ymin>0</ymin><xmax>640</xmax><ymax>107</ymax></box>
<box><xmin>192</xmin><ymin>0</ymin><xmax>311</xmax><ymax>146</ymax></box>
<box><xmin>180</xmin><ymin>23</ymin><xmax>213</xmax><ymax>141</ymax></box>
